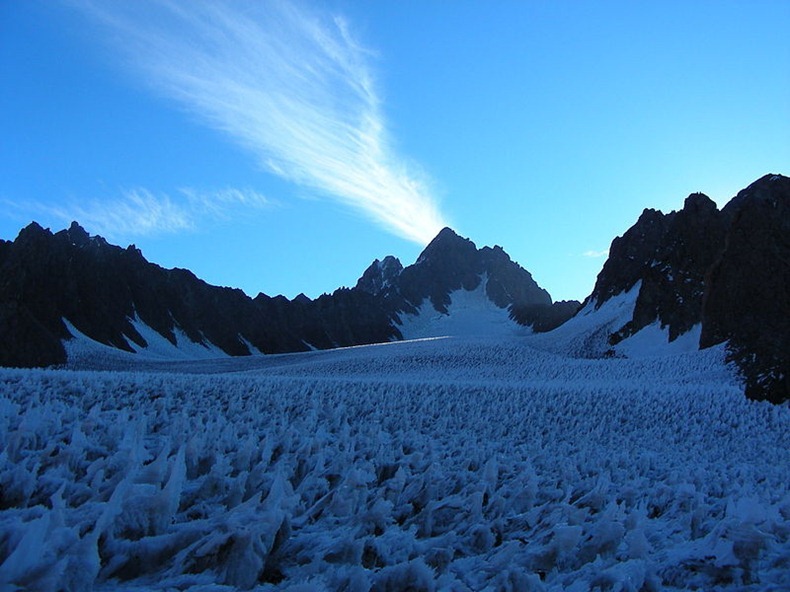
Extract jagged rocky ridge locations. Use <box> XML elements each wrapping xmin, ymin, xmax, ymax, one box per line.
<box><xmin>587</xmin><ymin>173</ymin><xmax>789</xmax><ymax>403</ymax></box>
<box><xmin>356</xmin><ymin>227</ymin><xmax>577</xmax><ymax>331</ymax></box>
<box><xmin>0</xmin><ymin>224</ymin><xmax>571</xmax><ymax>368</ymax></box>
<box><xmin>1</xmin><ymin>174</ymin><xmax>787</xmax><ymax>402</ymax></box>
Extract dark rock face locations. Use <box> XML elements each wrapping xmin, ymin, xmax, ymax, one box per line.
<box><xmin>397</xmin><ymin>228</ymin><xmax>487</xmax><ymax>313</ymax></box>
<box><xmin>588</xmin><ymin>173</ymin><xmax>789</xmax><ymax>403</ymax></box>
<box><xmin>480</xmin><ymin>245</ymin><xmax>552</xmax><ymax>310</ymax></box>
<box><xmin>589</xmin><ymin>208</ymin><xmax>672</xmax><ymax>306</ymax></box>
<box><xmin>253</xmin><ymin>288</ymin><xmax>399</xmax><ymax>351</ymax></box>
<box><xmin>635</xmin><ymin>193</ymin><xmax>729</xmax><ymax>342</ymax></box>
<box><xmin>0</xmin><ymin>299</ymin><xmax>66</xmax><ymax>368</ymax></box>
<box><xmin>1</xmin><ymin>223</ymin><xmax>560</xmax><ymax>367</ymax></box>
<box><xmin>701</xmin><ymin>174</ymin><xmax>790</xmax><ymax>403</ymax></box>
<box><xmin>0</xmin><ymin>222</ymin><xmax>303</xmax><ymax>365</ymax></box>
<box><xmin>394</xmin><ymin>228</ymin><xmax>554</xmax><ymax>319</ymax></box>
<box><xmin>511</xmin><ymin>300</ymin><xmax>581</xmax><ymax>333</ymax></box>
<box><xmin>371</xmin><ymin>227</ymin><xmax>576</xmax><ymax>332</ymax></box>
<box><xmin>355</xmin><ymin>256</ymin><xmax>403</xmax><ymax>296</ymax></box>
<box><xmin>0</xmin><ymin>225</ymin><xmax>66</xmax><ymax>367</ymax></box>
<box><xmin>589</xmin><ymin>193</ymin><xmax>729</xmax><ymax>344</ymax></box>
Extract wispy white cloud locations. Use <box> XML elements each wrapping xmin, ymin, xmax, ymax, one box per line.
<box><xmin>74</xmin><ymin>0</ymin><xmax>448</xmax><ymax>244</ymax></box>
<box><xmin>582</xmin><ymin>249</ymin><xmax>609</xmax><ymax>258</ymax></box>
<box><xmin>4</xmin><ymin>189</ymin><xmax>192</xmax><ymax>239</ymax></box>
<box><xmin>5</xmin><ymin>186</ymin><xmax>276</xmax><ymax>240</ymax></box>
<box><xmin>180</xmin><ymin>187</ymin><xmax>277</xmax><ymax>220</ymax></box>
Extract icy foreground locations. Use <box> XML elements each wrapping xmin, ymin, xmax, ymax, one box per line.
<box><xmin>1</xmin><ymin>334</ymin><xmax>789</xmax><ymax>591</ymax></box>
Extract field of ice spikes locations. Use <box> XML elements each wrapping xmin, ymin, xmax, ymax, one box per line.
<box><xmin>1</xmin><ymin>335</ymin><xmax>789</xmax><ymax>591</ymax></box>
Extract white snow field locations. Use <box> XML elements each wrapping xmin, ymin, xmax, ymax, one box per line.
<box><xmin>396</xmin><ymin>281</ymin><xmax>528</xmax><ymax>341</ymax></box>
<box><xmin>2</xmin><ymin>292</ymin><xmax>789</xmax><ymax>591</ymax></box>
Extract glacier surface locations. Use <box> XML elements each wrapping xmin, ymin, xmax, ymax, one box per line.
<box><xmin>1</xmin><ymin>296</ymin><xmax>789</xmax><ymax>590</ymax></box>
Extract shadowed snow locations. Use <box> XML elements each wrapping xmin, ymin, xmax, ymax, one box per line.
<box><xmin>2</xmin><ymin>316</ymin><xmax>788</xmax><ymax>590</ymax></box>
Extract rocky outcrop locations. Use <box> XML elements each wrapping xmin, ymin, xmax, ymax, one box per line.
<box><xmin>511</xmin><ymin>300</ymin><xmax>581</xmax><ymax>333</ymax></box>
<box><xmin>355</xmin><ymin>256</ymin><xmax>403</xmax><ymax>296</ymax></box>
<box><xmin>588</xmin><ymin>193</ymin><xmax>729</xmax><ymax>344</ymax></box>
<box><xmin>701</xmin><ymin>174</ymin><xmax>790</xmax><ymax>402</ymax></box>
<box><xmin>0</xmin><ymin>222</ymin><xmax>298</xmax><ymax>365</ymax></box>
<box><xmin>393</xmin><ymin>228</ymin><xmax>556</xmax><ymax>318</ymax></box>
<box><xmin>0</xmin><ymin>223</ymin><xmax>565</xmax><ymax>367</ymax></box>
<box><xmin>587</xmin><ymin>173</ymin><xmax>789</xmax><ymax>403</ymax></box>
<box><xmin>253</xmin><ymin>288</ymin><xmax>399</xmax><ymax>351</ymax></box>
<box><xmin>397</xmin><ymin>228</ymin><xmax>492</xmax><ymax>313</ymax></box>
<box><xmin>358</xmin><ymin>227</ymin><xmax>576</xmax><ymax>331</ymax></box>
<box><xmin>588</xmin><ymin>207</ymin><xmax>672</xmax><ymax>306</ymax></box>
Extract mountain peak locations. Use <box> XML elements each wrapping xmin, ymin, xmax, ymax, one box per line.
<box><xmin>434</xmin><ymin>226</ymin><xmax>461</xmax><ymax>240</ymax></box>
<box><xmin>683</xmin><ymin>192</ymin><xmax>717</xmax><ymax>214</ymax></box>
<box><xmin>725</xmin><ymin>173</ymin><xmax>790</xmax><ymax>215</ymax></box>
<box><xmin>749</xmin><ymin>172</ymin><xmax>788</xmax><ymax>189</ymax></box>
<box><xmin>66</xmin><ymin>221</ymin><xmax>91</xmax><ymax>246</ymax></box>
<box><xmin>395</xmin><ymin>227</ymin><xmax>553</xmax><ymax>315</ymax></box>
<box><xmin>17</xmin><ymin>221</ymin><xmax>50</xmax><ymax>241</ymax></box>
<box><xmin>355</xmin><ymin>255</ymin><xmax>403</xmax><ymax>296</ymax></box>
<box><xmin>581</xmin><ymin>172</ymin><xmax>788</xmax><ymax>402</ymax></box>
<box><xmin>293</xmin><ymin>293</ymin><xmax>311</xmax><ymax>304</ymax></box>
<box><xmin>416</xmin><ymin>227</ymin><xmax>476</xmax><ymax>266</ymax></box>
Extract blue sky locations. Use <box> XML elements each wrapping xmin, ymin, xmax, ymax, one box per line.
<box><xmin>2</xmin><ymin>1</ymin><xmax>788</xmax><ymax>302</ymax></box>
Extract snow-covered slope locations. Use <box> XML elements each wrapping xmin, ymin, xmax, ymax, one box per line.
<box><xmin>63</xmin><ymin>318</ymin><xmax>231</xmax><ymax>367</ymax></box>
<box><xmin>528</xmin><ymin>281</ymin><xmax>710</xmax><ymax>361</ymax></box>
<box><xmin>527</xmin><ymin>283</ymin><xmax>642</xmax><ymax>358</ymax></box>
<box><xmin>2</xmin><ymin>329</ymin><xmax>788</xmax><ymax>591</ymax></box>
<box><xmin>396</xmin><ymin>280</ymin><xmax>528</xmax><ymax>340</ymax></box>
<box><xmin>60</xmin><ymin>279</ymin><xmax>532</xmax><ymax>364</ymax></box>
<box><xmin>60</xmin><ymin>278</ymin><xmax>708</xmax><ymax>371</ymax></box>
<box><xmin>615</xmin><ymin>322</ymin><xmax>703</xmax><ymax>359</ymax></box>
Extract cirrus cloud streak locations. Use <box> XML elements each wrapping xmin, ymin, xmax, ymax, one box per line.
<box><xmin>74</xmin><ymin>0</ymin><xmax>448</xmax><ymax>244</ymax></box>
<box><xmin>3</xmin><ymin>187</ymin><xmax>276</xmax><ymax>241</ymax></box>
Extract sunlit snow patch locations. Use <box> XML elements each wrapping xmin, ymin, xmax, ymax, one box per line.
<box><xmin>63</xmin><ymin>316</ymin><xmax>229</xmax><ymax>366</ymax></box>
<box><xmin>615</xmin><ymin>322</ymin><xmax>702</xmax><ymax>358</ymax></box>
<box><xmin>239</xmin><ymin>334</ymin><xmax>265</xmax><ymax>356</ymax></box>
<box><xmin>527</xmin><ymin>282</ymin><xmax>641</xmax><ymax>357</ymax></box>
<box><xmin>396</xmin><ymin>278</ymin><xmax>528</xmax><ymax>340</ymax></box>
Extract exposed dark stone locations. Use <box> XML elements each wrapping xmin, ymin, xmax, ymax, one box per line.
<box><xmin>588</xmin><ymin>208</ymin><xmax>671</xmax><ymax>306</ymax></box>
<box><xmin>0</xmin><ymin>222</ymin><xmax>561</xmax><ymax>367</ymax></box>
<box><xmin>397</xmin><ymin>228</ymin><xmax>485</xmax><ymax>313</ymax></box>
<box><xmin>356</xmin><ymin>256</ymin><xmax>403</xmax><ymax>296</ymax></box>
<box><xmin>480</xmin><ymin>245</ymin><xmax>551</xmax><ymax>309</ymax></box>
<box><xmin>393</xmin><ymin>228</ymin><xmax>551</xmax><ymax>318</ymax></box>
<box><xmin>588</xmin><ymin>193</ymin><xmax>729</xmax><ymax>345</ymax></box>
<box><xmin>511</xmin><ymin>300</ymin><xmax>581</xmax><ymax>333</ymax></box>
<box><xmin>255</xmin><ymin>287</ymin><xmax>400</xmax><ymax>350</ymax></box>
<box><xmin>701</xmin><ymin>174</ymin><xmax>790</xmax><ymax>403</ymax></box>
<box><xmin>587</xmin><ymin>173</ymin><xmax>789</xmax><ymax>403</ymax></box>
<box><xmin>0</xmin><ymin>222</ymin><xmax>304</xmax><ymax>364</ymax></box>
<box><xmin>0</xmin><ymin>300</ymin><xmax>65</xmax><ymax>367</ymax></box>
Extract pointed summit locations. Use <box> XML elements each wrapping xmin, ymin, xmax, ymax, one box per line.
<box><xmin>682</xmin><ymin>192</ymin><xmax>718</xmax><ymax>214</ymax></box>
<box><xmin>578</xmin><ymin>172</ymin><xmax>788</xmax><ymax>402</ymax></box>
<box><xmin>415</xmin><ymin>227</ymin><xmax>477</xmax><ymax>266</ymax></box>
<box><xmin>395</xmin><ymin>227</ymin><xmax>552</xmax><ymax>315</ymax></box>
<box><xmin>356</xmin><ymin>256</ymin><xmax>403</xmax><ymax>296</ymax></box>
<box><xmin>587</xmin><ymin>189</ymin><xmax>729</xmax><ymax>345</ymax></box>
<box><xmin>65</xmin><ymin>221</ymin><xmax>91</xmax><ymax>247</ymax></box>
<box><xmin>16</xmin><ymin>221</ymin><xmax>50</xmax><ymax>243</ymax></box>
<box><xmin>723</xmin><ymin>173</ymin><xmax>790</xmax><ymax>214</ymax></box>
<box><xmin>427</xmin><ymin>226</ymin><xmax>466</xmax><ymax>245</ymax></box>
